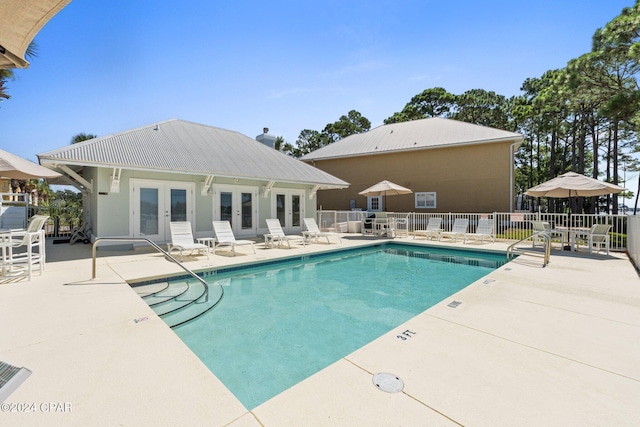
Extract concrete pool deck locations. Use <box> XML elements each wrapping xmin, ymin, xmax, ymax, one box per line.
<box><xmin>1</xmin><ymin>235</ymin><xmax>639</xmax><ymax>426</ymax></box>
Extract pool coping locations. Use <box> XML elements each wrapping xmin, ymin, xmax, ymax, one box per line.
<box><xmin>130</xmin><ymin>240</ymin><xmax>507</xmax><ymax>286</ymax></box>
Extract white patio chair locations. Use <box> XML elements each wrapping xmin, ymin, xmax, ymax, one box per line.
<box><xmin>531</xmin><ymin>220</ymin><xmax>551</xmax><ymax>248</ymax></box>
<box><xmin>531</xmin><ymin>221</ymin><xmax>565</xmax><ymax>249</ymax></box>
<box><xmin>373</xmin><ymin>212</ymin><xmax>395</xmax><ymax>238</ymax></box>
<box><xmin>464</xmin><ymin>218</ymin><xmax>495</xmax><ymax>244</ymax></box>
<box><xmin>0</xmin><ymin>214</ymin><xmax>49</xmax><ymax>280</ymax></box>
<box><xmin>265</xmin><ymin>219</ymin><xmax>305</xmax><ymax>249</ymax></box>
<box><xmin>212</xmin><ymin>221</ymin><xmax>256</xmax><ymax>255</ymax></box>
<box><xmin>439</xmin><ymin>218</ymin><xmax>469</xmax><ymax>242</ymax></box>
<box><xmin>393</xmin><ymin>214</ymin><xmax>409</xmax><ymax>238</ymax></box>
<box><xmin>303</xmin><ymin>218</ymin><xmax>342</xmax><ymax>244</ymax></box>
<box><xmin>361</xmin><ymin>215</ymin><xmax>376</xmax><ymax>236</ymax></box>
<box><xmin>414</xmin><ymin>217</ymin><xmax>443</xmax><ymax>240</ymax></box>
<box><xmin>575</xmin><ymin>223</ymin><xmax>611</xmax><ymax>255</ymax></box>
<box><xmin>167</xmin><ymin>221</ymin><xmax>209</xmax><ymax>261</ymax></box>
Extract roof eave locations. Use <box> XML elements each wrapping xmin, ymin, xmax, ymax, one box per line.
<box><xmin>302</xmin><ymin>135</ymin><xmax>525</xmax><ymax>162</ymax></box>
<box><xmin>38</xmin><ymin>157</ymin><xmax>349</xmax><ymax>189</ymax></box>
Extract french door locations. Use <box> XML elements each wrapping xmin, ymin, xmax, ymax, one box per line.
<box><xmin>273</xmin><ymin>191</ymin><xmax>304</xmax><ymax>233</ymax></box>
<box><xmin>131</xmin><ymin>180</ymin><xmax>194</xmax><ymax>241</ymax></box>
<box><xmin>216</xmin><ymin>186</ymin><xmax>257</xmax><ymax>237</ymax></box>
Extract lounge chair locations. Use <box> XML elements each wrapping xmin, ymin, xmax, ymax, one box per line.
<box><xmin>212</xmin><ymin>221</ymin><xmax>256</xmax><ymax>255</ymax></box>
<box><xmin>575</xmin><ymin>223</ymin><xmax>611</xmax><ymax>255</ymax></box>
<box><xmin>414</xmin><ymin>217</ymin><xmax>443</xmax><ymax>240</ymax></box>
<box><xmin>439</xmin><ymin>218</ymin><xmax>469</xmax><ymax>242</ymax></box>
<box><xmin>464</xmin><ymin>218</ymin><xmax>495</xmax><ymax>244</ymax></box>
<box><xmin>167</xmin><ymin>221</ymin><xmax>209</xmax><ymax>261</ymax></box>
<box><xmin>303</xmin><ymin>218</ymin><xmax>342</xmax><ymax>244</ymax></box>
<box><xmin>265</xmin><ymin>219</ymin><xmax>305</xmax><ymax>248</ymax></box>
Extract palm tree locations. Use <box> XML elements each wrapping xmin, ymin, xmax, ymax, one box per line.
<box><xmin>0</xmin><ymin>41</ymin><xmax>38</xmax><ymax>102</ymax></box>
<box><xmin>23</xmin><ymin>179</ymin><xmax>53</xmax><ymax>206</ymax></box>
<box><xmin>70</xmin><ymin>133</ymin><xmax>97</xmax><ymax>144</ymax></box>
<box><xmin>0</xmin><ymin>69</ymin><xmax>11</xmax><ymax>101</ymax></box>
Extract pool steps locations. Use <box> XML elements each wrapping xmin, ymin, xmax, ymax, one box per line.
<box><xmin>144</xmin><ymin>281</ymin><xmax>190</xmax><ymax>307</ymax></box>
<box><xmin>152</xmin><ymin>281</ymin><xmax>205</xmax><ymax>316</ymax></box>
<box><xmin>134</xmin><ymin>280</ymin><xmax>222</xmax><ymax>328</ymax></box>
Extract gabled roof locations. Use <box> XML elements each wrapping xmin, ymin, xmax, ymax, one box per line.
<box><xmin>38</xmin><ymin>119</ymin><xmax>348</xmax><ymax>188</ymax></box>
<box><xmin>300</xmin><ymin>117</ymin><xmax>523</xmax><ymax>161</ymax></box>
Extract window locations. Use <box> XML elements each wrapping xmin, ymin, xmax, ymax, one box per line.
<box><xmin>368</xmin><ymin>196</ymin><xmax>382</xmax><ymax>211</ymax></box>
<box><xmin>415</xmin><ymin>192</ymin><xmax>436</xmax><ymax>209</ymax></box>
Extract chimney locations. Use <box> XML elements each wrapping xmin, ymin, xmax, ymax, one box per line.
<box><xmin>256</xmin><ymin>127</ymin><xmax>276</xmax><ymax>149</ymax></box>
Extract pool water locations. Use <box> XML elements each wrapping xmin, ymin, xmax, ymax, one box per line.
<box><xmin>173</xmin><ymin>244</ymin><xmax>505</xmax><ymax>409</ymax></box>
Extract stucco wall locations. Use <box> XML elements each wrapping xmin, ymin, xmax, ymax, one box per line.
<box><xmin>308</xmin><ymin>141</ymin><xmax>516</xmax><ymax>213</ymax></box>
<box><xmin>94</xmin><ymin>168</ymin><xmax>130</xmax><ymax>237</ymax></box>
<box><xmin>87</xmin><ymin>167</ymin><xmax>317</xmax><ymax>239</ymax></box>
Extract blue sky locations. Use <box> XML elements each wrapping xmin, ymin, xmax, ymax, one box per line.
<box><xmin>0</xmin><ymin>0</ymin><xmax>635</xmax><ymax>162</ymax></box>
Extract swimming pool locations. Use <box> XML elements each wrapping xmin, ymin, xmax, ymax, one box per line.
<box><xmin>172</xmin><ymin>243</ymin><xmax>505</xmax><ymax>409</ymax></box>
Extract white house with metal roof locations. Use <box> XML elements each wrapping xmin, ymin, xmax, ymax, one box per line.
<box><xmin>38</xmin><ymin>119</ymin><xmax>349</xmax><ymax>242</ymax></box>
<box><xmin>300</xmin><ymin>118</ymin><xmax>523</xmax><ymax>213</ymax></box>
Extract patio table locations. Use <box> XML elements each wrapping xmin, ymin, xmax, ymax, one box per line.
<box><xmin>196</xmin><ymin>237</ymin><xmax>216</xmax><ymax>255</ymax></box>
<box><xmin>554</xmin><ymin>227</ymin><xmax>590</xmax><ymax>252</ymax></box>
<box><xmin>263</xmin><ymin>234</ymin><xmax>282</xmax><ymax>249</ymax></box>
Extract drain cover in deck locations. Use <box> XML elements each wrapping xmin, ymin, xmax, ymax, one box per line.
<box><xmin>372</xmin><ymin>372</ymin><xmax>404</xmax><ymax>393</ymax></box>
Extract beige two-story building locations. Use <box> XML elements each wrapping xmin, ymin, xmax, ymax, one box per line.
<box><xmin>300</xmin><ymin>118</ymin><xmax>523</xmax><ymax>213</ymax></box>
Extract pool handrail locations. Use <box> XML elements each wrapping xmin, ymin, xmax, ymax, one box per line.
<box><xmin>91</xmin><ymin>237</ymin><xmax>209</xmax><ymax>303</ymax></box>
<box><xmin>506</xmin><ymin>231</ymin><xmax>551</xmax><ymax>267</ymax></box>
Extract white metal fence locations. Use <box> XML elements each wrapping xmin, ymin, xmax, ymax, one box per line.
<box><xmin>0</xmin><ymin>193</ymin><xmax>82</xmax><ymax>238</ymax></box>
<box><xmin>317</xmin><ymin>210</ymin><xmax>629</xmax><ymax>252</ymax></box>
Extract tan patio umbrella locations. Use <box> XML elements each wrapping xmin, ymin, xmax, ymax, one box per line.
<box><xmin>525</xmin><ymin>172</ymin><xmax>625</xmax><ymax>198</ymax></box>
<box><xmin>0</xmin><ymin>0</ymin><xmax>71</xmax><ymax>68</ymax></box>
<box><xmin>0</xmin><ymin>148</ymin><xmax>61</xmax><ymax>179</ymax></box>
<box><xmin>526</xmin><ymin>171</ymin><xmax>625</xmax><ymax>231</ymax></box>
<box><xmin>525</xmin><ymin>172</ymin><xmax>625</xmax><ymax>249</ymax></box>
<box><xmin>358</xmin><ymin>180</ymin><xmax>412</xmax><ymax>211</ymax></box>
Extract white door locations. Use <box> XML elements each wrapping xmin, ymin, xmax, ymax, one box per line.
<box><xmin>273</xmin><ymin>191</ymin><xmax>304</xmax><ymax>233</ymax></box>
<box><xmin>132</xmin><ymin>180</ymin><xmax>194</xmax><ymax>241</ymax></box>
<box><xmin>367</xmin><ymin>196</ymin><xmax>382</xmax><ymax>212</ymax></box>
<box><xmin>215</xmin><ymin>186</ymin><xmax>257</xmax><ymax>237</ymax></box>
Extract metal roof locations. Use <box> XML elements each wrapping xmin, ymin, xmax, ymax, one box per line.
<box><xmin>300</xmin><ymin>117</ymin><xmax>523</xmax><ymax>161</ymax></box>
<box><xmin>38</xmin><ymin>119</ymin><xmax>349</xmax><ymax>188</ymax></box>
